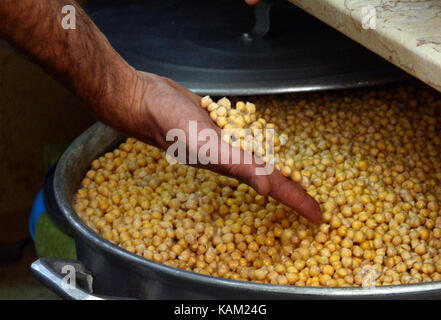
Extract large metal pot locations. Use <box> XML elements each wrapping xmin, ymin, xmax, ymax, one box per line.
<box><xmin>31</xmin><ymin>122</ymin><xmax>441</xmax><ymax>299</ymax></box>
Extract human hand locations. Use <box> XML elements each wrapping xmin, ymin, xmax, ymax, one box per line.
<box><xmin>99</xmin><ymin>70</ymin><xmax>322</xmax><ymax>223</ymax></box>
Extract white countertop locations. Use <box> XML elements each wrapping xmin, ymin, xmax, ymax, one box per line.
<box><xmin>289</xmin><ymin>0</ymin><xmax>441</xmax><ymax>92</ymax></box>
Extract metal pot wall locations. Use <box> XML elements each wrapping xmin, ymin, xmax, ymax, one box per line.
<box><xmin>31</xmin><ymin>122</ymin><xmax>441</xmax><ymax>299</ymax></box>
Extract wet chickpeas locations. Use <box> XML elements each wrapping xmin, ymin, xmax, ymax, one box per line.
<box><xmin>75</xmin><ymin>83</ymin><xmax>441</xmax><ymax>287</ymax></box>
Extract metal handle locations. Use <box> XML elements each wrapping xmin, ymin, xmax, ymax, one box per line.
<box><xmin>242</xmin><ymin>0</ymin><xmax>278</xmax><ymax>41</ymax></box>
<box><xmin>251</xmin><ymin>0</ymin><xmax>275</xmax><ymax>38</ymax></box>
<box><xmin>31</xmin><ymin>258</ymin><xmax>127</xmax><ymax>300</ymax></box>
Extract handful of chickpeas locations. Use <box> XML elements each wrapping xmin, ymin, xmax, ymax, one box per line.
<box><xmin>201</xmin><ymin>95</ymin><xmax>285</xmax><ymax>163</ymax></box>
<box><xmin>75</xmin><ymin>82</ymin><xmax>441</xmax><ymax>287</ymax></box>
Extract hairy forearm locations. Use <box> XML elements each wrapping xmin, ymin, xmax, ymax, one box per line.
<box><xmin>0</xmin><ymin>0</ymin><xmax>135</xmax><ymax>124</ymax></box>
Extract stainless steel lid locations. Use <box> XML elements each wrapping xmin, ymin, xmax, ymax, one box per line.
<box><xmin>86</xmin><ymin>0</ymin><xmax>408</xmax><ymax>96</ymax></box>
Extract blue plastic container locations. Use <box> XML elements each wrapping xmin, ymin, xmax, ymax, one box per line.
<box><xmin>29</xmin><ymin>189</ymin><xmax>46</xmax><ymax>239</ymax></box>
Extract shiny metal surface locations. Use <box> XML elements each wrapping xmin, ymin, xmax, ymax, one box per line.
<box><xmin>85</xmin><ymin>0</ymin><xmax>409</xmax><ymax>96</ymax></box>
<box><xmin>31</xmin><ymin>258</ymin><xmax>104</xmax><ymax>300</ymax></box>
<box><xmin>39</xmin><ymin>122</ymin><xmax>441</xmax><ymax>299</ymax></box>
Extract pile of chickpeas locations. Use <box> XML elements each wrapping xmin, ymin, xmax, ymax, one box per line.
<box><xmin>74</xmin><ymin>82</ymin><xmax>441</xmax><ymax>287</ymax></box>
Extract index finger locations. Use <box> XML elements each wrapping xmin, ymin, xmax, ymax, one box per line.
<box><xmin>266</xmin><ymin>169</ymin><xmax>322</xmax><ymax>224</ymax></box>
<box><xmin>213</xmin><ymin>138</ymin><xmax>322</xmax><ymax>223</ymax></box>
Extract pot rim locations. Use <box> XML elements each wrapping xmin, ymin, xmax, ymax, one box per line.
<box><xmin>54</xmin><ymin>122</ymin><xmax>441</xmax><ymax>298</ymax></box>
